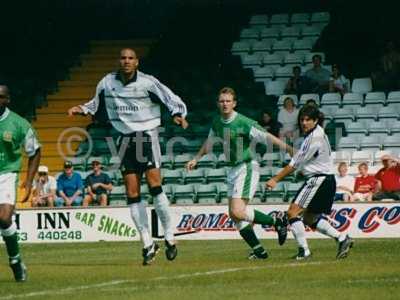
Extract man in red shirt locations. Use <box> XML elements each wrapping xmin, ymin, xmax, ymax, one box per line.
<box><xmin>353</xmin><ymin>162</ymin><xmax>377</xmax><ymax>202</ymax></box>
<box><xmin>373</xmin><ymin>154</ymin><xmax>400</xmax><ymax>200</ymax></box>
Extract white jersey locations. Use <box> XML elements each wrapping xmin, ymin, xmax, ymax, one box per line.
<box><xmin>289</xmin><ymin>125</ymin><xmax>333</xmax><ymax>178</ymax></box>
<box><xmin>80</xmin><ymin>71</ymin><xmax>187</xmax><ymax>133</ymax></box>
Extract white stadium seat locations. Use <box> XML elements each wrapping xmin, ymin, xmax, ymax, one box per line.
<box><xmin>351</xmin><ymin>78</ymin><xmax>373</xmax><ymax>94</ymax></box>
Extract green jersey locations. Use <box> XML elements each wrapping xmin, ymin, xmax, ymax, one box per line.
<box><xmin>209</xmin><ymin>112</ymin><xmax>267</xmax><ymax>166</ymax></box>
<box><xmin>0</xmin><ymin>108</ymin><xmax>41</xmax><ymax>175</ymax></box>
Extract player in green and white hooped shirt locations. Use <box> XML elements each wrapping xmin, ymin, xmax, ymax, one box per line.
<box><xmin>0</xmin><ymin>84</ymin><xmax>41</xmax><ymax>281</ymax></box>
<box><xmin>186</xmin><ymin>87</ymin><xmax>293</xmax><ymax>259</ymax></box>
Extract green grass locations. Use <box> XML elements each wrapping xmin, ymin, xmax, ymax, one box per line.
<box><xmin>0</xmin><ymin>239</ymin><xmax>399</xmax><ymax>300</ymax></box>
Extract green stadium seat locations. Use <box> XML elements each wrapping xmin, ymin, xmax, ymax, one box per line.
<box><xmin>183</xmin><ymin>169</ymin><xmax>206</xmax><ymax>184</ymax></box>
<box><xmin>162</xmin><ymin>169</ymin><xmax>183</xmax><ymax>184</ymax></box>
<box><xmin>196</xmin><ymin>184</ymin><xmax>218</xmax><ymax>204</ymax></box>
<box><xmin>217</xmin><ymin>153</ymin><xmax>229</xmax><ymax>168</ymax></box>
<box><xmin>285</xmin><ymin>182</ymin><xmax>304</xmax><ymax>202</ymax></box>
<box><xmin>174</xmin><ymin>185</ymin><xmax>196</xmax><ymax>204</ymax></box>
<box><xmin>161</xmin><ymin>155</ymin><xmax>174</xmax><ymax>169</ymax></box>
<box><xmin>140</xmin><ymin>184</ymin><xmax>153</xmax><ymax>204</ymax></box>
<box><xmin>265</xmin><ymin>182</ymin><xmax>286</xmax><ymax>203</ymax></box>
<box><xmin>69</xmin><ymin>156</ymin><xmax>86</xmax><ymax>171</ymax></box>
<box><xmin>261</xmin><ymin>152</ymin><xmax>282</xmax><ymax>167</ymax></box>
<box><xmin>173</xmin><ymin>154</ymin><xmax>192</xmax><ymax>169</ymax></box>
<box><xmin>163</xmin><ymin>184</ymin><xmax>174</xmax><ymax>203</ymax></box>
<box><xmin>197</xmin><ymin>153</ymin><xmax>217</xmax><ymax>168</ymax></box>
<box><xmin>185</xmin><ymin>139</ymin><xmax>204</xmax><ymax>153</ymax></box>
<box><xmin>217</xmin><ymin>183</ymin><xmax>228</xmax><ymax>203</ymax></box>
<box><xmin>109</xmin><ymin>185</ymin><xmax>127</xmax><ymax>205</ymax></box>
<box><xmin>259</xmin><ymin>166</ymin><xmax>272</xmax><ymax>181</ymax></box>
<box><xmin>252</xmin><ymin>183</ymin><xmax>265</xmax><ymax>203</ymax></box>
<box><xmin>206</xmin><ymin>168</ymin><xmax>226</xmax><ymax>183</ymax></box>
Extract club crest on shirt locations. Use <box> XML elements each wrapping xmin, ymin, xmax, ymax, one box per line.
<box><xmin>2</xmin><ymin>131</ymin><xmax>12</xmax><ymax>142</ymax></box>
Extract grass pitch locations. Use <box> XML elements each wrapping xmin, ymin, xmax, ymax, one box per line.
<box><xmin>0</xmin><ymin>239</ymin><xmax>399</xmax><ymax>300</ymax></box>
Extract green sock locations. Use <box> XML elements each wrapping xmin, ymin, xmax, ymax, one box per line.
<box><xmin>253</xmin><ymin>210</ymin><xmax>275</xmax><ymax>226</ymax></box>
<box><xmin>3</xmin><ymin>233</ymin><xmax>20</xmax><ymax>260</ymax></box>
<box><xmin>239</xmin><ymin>224</ymin><xmax>262</xmax><ymax>250</ymax></box>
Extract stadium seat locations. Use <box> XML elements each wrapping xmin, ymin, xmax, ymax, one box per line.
<box><xmin>261</xmin><ymin>152</ymin><xmax>282</xmax><ymax>167</ymax></box>
<box><xmin>217</xmin><ymin>153</ymin><xmax>228</xmax><ymax>168</ymax></box>
<box><xmin>319</xmin><ymin>107</ymin><xmax>335</xmax><ymax>120</ymax></box>
<box><xmin>241</xmin><ymin>53</ymin><xmax>263</xmax><ymax>66</ymax></box>
<box><xmin>378</xmin><ymin>106</ymin><xmax>399</xmax><ymax>121</ymax></box>
<box><xmin>173</xmin><ymin>154</ymin><xmax>192</xmax><ymax>169</ymax></box>
<box><xmin>351</xmin><ymin>78</ymin><xmax>373</xmax><ymax>94</ymax></box>
<box><xmin>311</xmin><ymin>12</ymin><xmax>330</xmax><ymax>23</ymax></box>
<box><xmin>332</xmin><ymin>151</ymin><xmax>351</xmax><ymax>165</ymax></box>
<box><xmin>272</xmin><ymin>40</ymin><xmax>293</xmax><ymax>52</ymax></box>
<box><xmin>270</xmin><ymin>13</ymin><xmax>289</xmax><ymax>24</ymax></box>
<box><xmin>321</xmin><ymin>93</ymin><xmax>341</xmax><ymax>106</ymax></box>
<box><xmin>284</xmin><ymin>53</ymin><xmax>304</xmax><ymax>65</ymax></box>
<box><xmin>360</xmin><ymin>136</ymin><xmax>382</xmax><ymax>151</ymax></box>
<box><xmin>196</xmin><ymin>184</ymin><xmax>219</xmax><ymax>204</ymax></box>
<box><xmin>383</xmin><ymin>135</ymin><xmax>400</xmax><ymax>150</ymax></box>
<box><xmin>301</xmin><ymin>25</ymin><xmax>320</xmax><ymax>37</ymax></box>
<box><xmin>259</xmin><ymin>166</ymin><xmax>272</xmax><ymax>181</ymax></box>
<box><xmin>262</xmin><ymin>53</ymin><xmax>283</xmax><ymax>65</ymax></box>
<box><xmin>109</xmin><ymin>185</ymin><xmax>126</xmax><ymax>203</ymax></box>
<box><xmin>292</xmin><ymin>39</ymin><xmax>314</xmax><ymax>50</ymax></box>
<box><xmin>290</xmin><ymin>13</ymin><xmax>310</xmax><ymax>24</ymax></box>
<box><xmin>252</xmin><ymin>40</ymin><xmax>273</xmax><ymax>52</ymax></box>
<box><xmin>252</xmin><ymin>184</ymin><xmax>265</xmax><ymax>203</ymax></box>
<box><xmin>281</xmin><ymin>26</ymin><xmax>301</xmax><ymax>38</ymax></box>
<box><xmin>355</xmin><ymin>107</ymin><xmax>377</xmax><ymax>121</ymax></box>
<box><xmin>174</xmin><ymin>185</ymin><xmax>196</xmax><ymax>204</ymax></box>
<box><xmin>274</xmin><ymin>65</ymin><xmax>293</xmax><ymax>79</ymax></box>
<box><xmin>387</xmin><ymin>91</ymin><xmax>400</xmax><ymax>104</ymax></box>
<box><xmin>286</xmin><ymin>182</ymin><xmax>304</xmax><ymax>201</ymax></box>
<box><xmin>231</xmin><ymin>40</ymin><xmax>252</xmax><ymax>53</ymax></box>
<box><xmin>299</xmin><ymin>93</ymin><xmax>320</xmax><ymax>106</ymax></box>
<box><xmin>161</xmin><ymin>155</ymin><xmax>174</xmax><ymax>169</ymax></box>
<box><xmin>346</xmin><ymin>121</ymin><xmax>368</xmax><ymax>136</ymax></box>
<box><xmin>183</xmin><ymin>168</ymin><xmax>206</xmax><ymax>184</ymax></box>
<box><xmin>162</xmin><ymin>169</ymin><xmax>183</xmax><ymax>184</ymax></box>
<box><xmin>240</xmin><ymin>28</ymin><xmax>260</xmax><ymax>39</ymax></box>
<box><xmin>140</xmin><ymin>184</ymin><xmax>153</xmax><ymax>203</ymax></box>
<box><xmin>197</xmin><ymin>153</ymin><xmax>217</xmax><ymax>168</ymax></box>
<box><xmin>206</xmin><ymin>168</ymin><xmax>226</xmax><ymax>183</ymax></box>
<box><xmin>368</xmin><ymin>121</ymin><xmax>389</xmax><ymax>136</ymax></box>
<box><xmin>389</xmin><ymin>121</ymin><xmax>400</xmax><ymax>135</ymax></box>
<box><xmin>365</xmin><ymin>92</ymin><xmax>386</xmax><ymax>105</ymax></box>
<box><xmin>69</xmin><ymin>156</ymin><xmax>86</xmax><ymax>171</ymax></box>
<box><xmin>253</xmin><ymin>66</ymin><xmax>274</xmax><ymax>79</ymax></box>
<box><xmin>217</xmin><ymin>183</ymin><xmax>229</xmax><ymax>204</ymax></box>
<box><xmin>260</xmin><ymin>27</ymin><xmax>281</xmax><ymax>39</ymax></box>
<box><xmin>264</xmin><ymin>80</ymin><xmax>286</xmax><ymax>96</ymax></box>
<box><xmin>278</xmin><ymin>94</ymin><xmax>298</xmax><ymax>107</ymax></box>
<box><xmin>249</xmin><ymin>15</ymin><xmax>269</xmax><ymax>25</ymax></box>
<box><xmin>265</xmin><ymin>181</ymin><xmax>286</xmax><ymax>203</ymax></box>
<box><xmin>338</xmin><ymin>136</ymin><xmax>360</xmax><ymax>151</ymax></box>
<box><xmin>333</xmin><ymin>108</ymin><xmax>355</xmax><ymax>122</ymax></box>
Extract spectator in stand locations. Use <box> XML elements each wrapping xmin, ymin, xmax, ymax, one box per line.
<box><xmin>83</xmin><ymin>159</ymin><xmax>113</xmax><ymax>207</ymax></box>
<box><xmin>32</xmin><ymin>165</ymin><xmax>56</xmax><ymax>207</ymax></box>
<box><xmin>278</xmin><ymin>97</ymin><xmax>298</xmax><ymax>140</ymax></box>
<box><xmin>259</xmin><ymin>110</ymin><xmax>281</xmax><ymax>137</ymax></box>
<box><xmin>353</xmin><ymin>162</ymin><xmax>377</xmax><ymax>202</ymax></box>
<box><xmin>335</xmin><ymin>162</ymin><xmax>355</xmax><ymax>202</ymax></box>
<box><xmin>329</xmin><ymin>64</ymin><xmax>349</xmax><ymax>96</ymax></box>
<box><xmin>372</xmin><ymin>40</ymin><xmax>400</xmax><ymax>92</ymax></box>
<box><xmin>305</xmin><ymin>54</ymin><xmax>331</xmax><ymax>94</ymax></box>
<box><xmin>55</xmin><ymin>161</ymin><xmax>84</xmax><ymax>207</ymax></box>
<box><xmin>373</xmin><ymin>154</ymin><xmax>400</xmax><ymax>200</ymax></box>
<box><xmin>284</xmin><ymin>66</ymin><xmax>312</xmax><ymax>96</ymax></box>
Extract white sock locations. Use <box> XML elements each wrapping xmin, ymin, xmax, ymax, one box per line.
<box><xmin>1</xmin><ymin>222</ymin><xmax>17</xmax><ymax>236</ymax></box>
<box><xmin>315</xmin><ymin>217</ymin><xmax>341</xmax><ymax>240</ymax></box>
<box><xmin>290</xmin><ymin>219</ymin><xmax>310</xmax><ymax>251</ymax></box>
<box><xmin>129</xmin><ymin>202</ymin><xmax>153</xmax><ymax>248</ymax></box>
<box><xmin>154</xmin><ymin>192</ymin><xmax>174</xmax><ymax>243</ymax></box>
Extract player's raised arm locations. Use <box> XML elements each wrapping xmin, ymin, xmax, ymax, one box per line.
<box><xmin>186</xmin><ymin>130</ymin><xmax>214</xmax><ymax>171</ymax></box>
<box><xmin>67</xmin><ymin>79</ymin><xmax>104</xmax><ymax>116</ymax></box>
<box><xmin>249</xmin><ymin>125</ymin><xmax>294</xmax><ymax>157</ymax></box>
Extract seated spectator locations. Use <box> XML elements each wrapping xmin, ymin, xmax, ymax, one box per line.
<box><xmin>372</xmin><ymin>40</ymin><xmax>400</xmax><ymax>92</ymax></box>
<box><xmin>329</xmin><ymin>64</ymin><xmax>349</xmax><ymax>96</ymax></box>
<box><xmin>335</xmin><ymin>162</ymin><xmax>355</xmax><ymax>202</ymax></box>
<box><xmin>305</xmin><ymin>54</ymin><xmax>331</xmax><ymax>94</ymax></box>
<box><xmin>32</xmin><ymin>165</ymin><xmax>56</xmax><ymax>207</ymax></box>
<box><xmin>284</xmin><ymin>66</ymin><xmax>312</xmax><ymax>96</ymax></box>
<box><xmin>83</xmin><ymin>159</ymin><xmax>113</xmax><ymax>207</ymax></box>
<box><xmin>259</xmin><ymin>110</ymin><xmax>281</xmax><ymax>137</ymax></box>
<box><xmin>55</xmin><ymin>161</ymin><xmax>83</xmax><ymax>207</ymax></box>
<box><xmin>353</xmin><ymin>162</ymin><xmax>377</xmax><ymax>202</ymax></box>
<box><xmin>278</xmin><ymin>97</ymin><xmax>298</xmax><ymax>140</ymax></box>
<box><xmin>373</xmin><ymin>154</ymin><xmax>400</xmax><ymax>200</ymax></box>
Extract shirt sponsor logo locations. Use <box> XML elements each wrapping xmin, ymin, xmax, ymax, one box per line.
<box><xmin>2</xmin><ymin>131</ymin><xmax>12</xmax><ymax>142</ymax></box>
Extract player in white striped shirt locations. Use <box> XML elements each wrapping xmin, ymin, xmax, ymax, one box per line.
<box><xmin>68</xmin><ymin>48</ymin><xmax>188</xmax><ymax>265</ymax></box>
<box><xmin>266</xmin><ymin>105</ymin><xmax>353</xmax><ymax>260</ymax></box>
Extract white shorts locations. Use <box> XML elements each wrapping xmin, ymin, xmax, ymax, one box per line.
<box><xmin>0</xmin><ymin>173</ymin><xmax>18</xmax><ymax>205</ymax></box>
<box><xmin>227</xmin><ymin>161</ymin><xmax>260</xmax><ymax>200</ymax></box>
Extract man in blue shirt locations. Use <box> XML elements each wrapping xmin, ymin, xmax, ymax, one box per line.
<box><xmin>55</xmin><ymin>161</ymin><xmax>83</xmax><ymax>207</ymax></box>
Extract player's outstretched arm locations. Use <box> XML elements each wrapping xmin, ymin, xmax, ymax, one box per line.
<box><xmin>67</xmin><ymin>106</ymin><xmax>84</xmax><ymax>116</ymax></box>
<box><xmin>173</xmin><ymin>115</ymin><xmax>189</xmax><ymax>129</ymax></box>
<box><xmin>21</xmin><ymin>148</ymin><xmax>41</xmax><ymax>202</ymax></box>
<box><xmin>185</xmin><ymin>138</ymin><xmax>210</xmax><ymax>171</ymax></box>
<box><xmin>266</xmin><ymin>164</ymin><xmax>296</xmax><ymax>190</ymax></box>
<box><xmin>266</xmin><ymin>132</ymin><xmax>294</xmax><ymax>157</ymax></box>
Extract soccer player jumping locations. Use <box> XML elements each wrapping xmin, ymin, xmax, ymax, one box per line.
<box><xmin>186</xmin><ymin>87</ymin><xmax>291</xmax><ymax>259</ymax></box>
<box><xmin>266</xmin><ymin>105</ymin><xmax>353</xmax><ymax>260</ymax></box>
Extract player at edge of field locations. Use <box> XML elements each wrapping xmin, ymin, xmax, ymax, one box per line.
<box><xmin>0</xmin><ymin>84</ymin><xmax>41</xmax><ymax>281</ymax></box>
<box><xmin>68</xmin><ymin>48</ymin><xmax>188</xmax><ymax>265</ymax></box>
<box><xmin>186</xmin><ymin>87</ymin><xmax>291</xmax><ymax>259</ymax></box>
<box><xmin>266</xmin><ymin>105</ymin><xmax>354</xmax><ymax>260</ymax></box>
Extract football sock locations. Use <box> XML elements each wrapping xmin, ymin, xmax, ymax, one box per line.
<box><xmin>245</xmin><ymin>207</ymin><xmax>275</xmax><ymax>226</ymax></box>
<box><xmin>129</xmin><ymin>202</ymin><xmax>153</xmax><ymax>248</ymax></box>
<box><xmin>237</xmin><ymin>222</ymin><xmax>263</xmax><ymax>250</ymax></box>
<box><xmin>314</xmin><ymin>216</ymin><xmax>342</xmax><ymax>241</ymax></box>
<box><xmin>154</xmin><ymin>192</ymin><xmax>174</xmax><ymax>243</ymax></box>
<box><xmin>1</xmin><ymin>223</ymin><xmax>20</xmax><ymax>260</ymax></box>
<box><xmin>289</xmin><ymin>218</ymin><xmax>309</xmax><ymax>251</ymax></box>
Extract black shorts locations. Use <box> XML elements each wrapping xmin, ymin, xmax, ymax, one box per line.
<box><xmin>119</xmin><ymin>129</ymin><xmax>161</xmax><ymax>175</ymax></box>
<box><xmin>291</xmin><ymin>174</ymin><xmax>336</xmax><ymax>214</ymax></box>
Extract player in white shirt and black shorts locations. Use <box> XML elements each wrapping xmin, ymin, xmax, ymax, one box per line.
<box><xmin>68</xmin><ymin>48</ymin><xmax>188</xmax><ymax>266</ymax></box>
<box><xmin>266</xmin><ymin>105</ymin><xmax>354</xmax><ymax>260</ymax></box>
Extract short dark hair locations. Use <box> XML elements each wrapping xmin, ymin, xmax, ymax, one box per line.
<box><xmin>312</xmin><ymin>54</ymin><xmax>322</xmax><ymax>61</ymax></box>
<box><xmin>218</xmin><ymin>87</ymin><xmax>237</xmax><ymax>101</ymax></box>
<box><xmin>292</xmin><ymin>66</ymin><xmax>301</xmax><ymax>72</ymax></box>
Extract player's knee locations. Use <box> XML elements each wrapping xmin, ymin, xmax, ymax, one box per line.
<box><xmin>149</xmin><ymin>186</ymin><xmax>163</xmax><ymax>197</ymax></box>
<box><xmin>127</xmin><ymin>196</ymin><xmax>141</xmax><ymax>204</ymax></box>
<box><xmin>229</xmin><ymin>207</ymin><xmax>246</xmax><ymax>222</ymax></box>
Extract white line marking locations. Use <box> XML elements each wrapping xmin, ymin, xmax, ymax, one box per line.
<box><xmin>0</xmin><ymin>261</ymin><xmax>325</xmax><ymax>299</ymax></box>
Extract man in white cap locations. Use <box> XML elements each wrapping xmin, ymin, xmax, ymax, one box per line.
<box><xmin>373</xmin><ymin>154</ymin><xmax>400</xmax><ymax>200</ymax></box>
<box><xmin>32</xmin><ymin>165</ymin><xmax>57</xmax><ymax>207</ymax></box>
